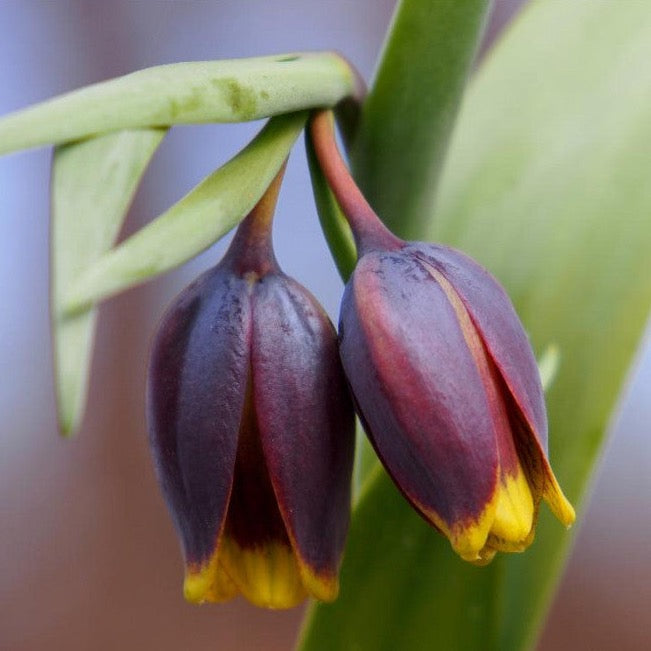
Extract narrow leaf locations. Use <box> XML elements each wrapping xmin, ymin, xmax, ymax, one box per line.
<box><xmin>433</xmin><ymin>3</ymin><xmax>651</xmax><ymax>647</ymax></box>
<box><xmin>63</xmin><ymin>112</ymin><xmax>306</xmax><ymax>313</ymax></box>
<box><xmin>300</xmin><ymin>2</ymin><xmax>651</xmax><ymax>650</ymax></box>
<box><xmin>351</xmin><ymin>0</ymin><xmax>492</xmax><ymax>239</ymax></box>
<box><xmin>52</xmin><ymin>128</ymin><xmax>165</xmax><ymax>435</ymax></box>
<box><xmin>0</xmin><ymin>53</ymin><xmax>356</xmax><ymax>156</ymax></box>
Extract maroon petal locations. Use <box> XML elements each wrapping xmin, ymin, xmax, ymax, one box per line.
<box><xmin>147</xmin><ymin>265</ymin><xmax>251</xmax><ymax>567</ymax></box>
<box><xmin>410</xmin><ymin>243</ymin><xmax>548</xmax><ymax>453</ymax></box>
<box><xmin>251</xmin><ymin>273</ymin><xmax>355</xmax><ymax>600</ymax></box>
<box><xmin>411</xmin><ymin>244</ymin><xmax>575</xmax><ymax>527</ymax></box>
<box><xmin>340</xmin><ymin>250</ymin><xmax>499</xmax><ymax>557</ymax></box>
<box><xmin>217</xmin><ymin>370</ymin><xmax>308</xmax><ymax>609</ymax></box>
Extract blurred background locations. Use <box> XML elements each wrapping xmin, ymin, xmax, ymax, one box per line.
<box><xmin>0</xmin><ymin>1</ymin><xmax>649</xmax><ymax>649</ymax></box>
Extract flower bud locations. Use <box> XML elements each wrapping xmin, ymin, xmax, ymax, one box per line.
<box><xmin>309</xmin><ymin>109</ymin><xmax>575</xmax><ymax>564</ymax></box>
<box><xmin>340</xmin><ymin>242</ymin><xmax>575</xmax><ymax>564</ymax></box>
<box><xmin>147</xmin><ymin>169</ymin><xmax>355</xmax><ymax>607</ymax></box>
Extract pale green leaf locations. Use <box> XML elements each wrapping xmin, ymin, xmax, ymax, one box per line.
<box><xmin>300</xmin><ymin>2</ymin><xmax>651</xmax><ymax>650</ymax></box>
<box><xmin>0</xmin><ymin>53</ymin><xmax>356</xmax><ymax>156</ymax></box>
<box><xmin>52</xmin><ymin>128</ymin><xmax>165</xmax><ymax>436</ymax></box>
<box><xmin>62</xmin><ymin>112</ymin><xmax>306</xmax><ymax>314</ymax></box>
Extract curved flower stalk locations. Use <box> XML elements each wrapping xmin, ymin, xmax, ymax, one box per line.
<box><xmin>147</xmin><ymin>165</ymin><xmax>355</xmax><ymax>607</ymax></box>
<box><xmin>309</xmin><ymin>110</ymin><xmax>575</xmax><ymax>564</ymax></box>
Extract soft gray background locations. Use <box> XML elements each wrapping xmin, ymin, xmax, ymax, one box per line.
<box><xmin>0</xmin><ymin>2</ymin><xmax>649</xmax><ymax>649</ymax></box>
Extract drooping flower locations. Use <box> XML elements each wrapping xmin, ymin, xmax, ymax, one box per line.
<box><xmin>147</xmin><ymin>167</ymin><xmax>355</xmax><ymax>607</ymax></box>
<box><xmin>309</xmin><ymin>109</ymin><xmax>575</xmax><ymax>564</ymax></box>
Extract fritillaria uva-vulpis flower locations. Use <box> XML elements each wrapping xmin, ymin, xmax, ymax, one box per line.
<box><xmin>147</xmin><ymin>104</ymin><xmax>575</xmax><ymax>610</ymax></box>
<box><xmin>310</xmin><ymin>110</ymin><xmax>575</xmax><ymax>564</ymax></box>
<box><xmin>147</xmin><ymin>166</ymin><xmax>355</xmax><ymax>608</ymax></box>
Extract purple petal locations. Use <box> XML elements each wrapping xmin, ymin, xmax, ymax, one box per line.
<box><xmin>340</xmin><ymin>251</ymin><xmax>498</xmax><ymax>530</ymax></box>
<box><xmin>147</xmin><ymin>265</ymin><xmax>251</xmax><ymax>565</ymax></box>
<box><xmin>251</xmin><ymin>274</ymin><xmax>355</xmax><ymax>595</ymax></box>
<box><xmin>410</xmin><ymin>243</ymin><xmax>548</xmax><ymax>454</ymax></box>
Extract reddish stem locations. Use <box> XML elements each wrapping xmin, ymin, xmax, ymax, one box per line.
<box><xmin>309</xmin><ymin>109</ymin><xmax>403</xmax><ymax>255</ymax></box>
<box><xmin>225</xmin><ymin>161</ymin><xmax>287</xmax><ymax>276</ymax></box>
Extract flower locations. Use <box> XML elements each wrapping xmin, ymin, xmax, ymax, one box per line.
<box><xmin>339</xmin><ymin>241</ymin><xmax>575</xmax><ymax>564</ymax></box>
<box><xmin>309</xmin><ymin>109</ymin><xmax>575</xmax><ymax>564</ymax></box>
<box><xmin>147</xmin><ymin>169</ymin><xmax>355</xmax><ymax>607</ymax></box>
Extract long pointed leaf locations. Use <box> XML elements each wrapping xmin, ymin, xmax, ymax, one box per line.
<box><xmin>433</xmin><ymin>3</ymin><xmax>651</xmax><ymax>647</ymax></box>
<box><xmin>63</xmin><ymin>112</ymin><xmax>306</xmax><ymax>313</ymax></box>
<box><xmin>0</xmin><ymin>53</ymin><xmax>356</xmax><ymax>156</ymax></box>
<box><xmin>351</xmin><ymin>0</ymin><xmax>492</xmax><ymax>239</ymax></box>
<box><xmin>51</xmin><ymin>128</ymin><xmax>165</xmax><ymax>435</ymax></box>
<box><xmin>299</xmin><ymin>2</ymin><xmax>651</xmax><ymax>650</ymax></box>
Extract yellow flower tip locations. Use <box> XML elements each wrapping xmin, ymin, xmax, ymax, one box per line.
<box><xmin>219</xmin><ymin>537</ymin><xmax>307</xmax><ymax>609</ymax></box>
<box><xmin>446</xmin><ymin>507</ymin><xmax>495</xmax><ymax>564</ymax></box>
<box><xmin>438</xmin><ymin>466</ymin><xmax>538</xmax><ymax>565</ymax></box>
<box><xmin>490</xmin><ymin>468</ymin><xmax>535</xmax><ymax>544</ymax></box>
<box><xmin>183</xmin><ymin>569</ymin><xmax>213</xmax><ymax>605</ymax></box>
<box><xmin>543</xmin><ymin>471</ymin><xmax>576</xmax><ymax>528</ymax></box>
<box><xmin>470</xmin><ymin>546</ymin><xmax>498</xmax><ymax>567</ymax></box>
<box><xmin>184</xmin><ymin>570</ymin><xmax>210</xmax><ymax>604</ymax></box>
<box><xmin>183</xmin><ymin>555</ymin><xmax>238</xmax><ymax>605</ymax></box>
<box><xmin>181</xmin><ymin>539</ymin><xmax>339</xmax><ymax>609</ymax></box>
<box><xmin>296</xmin><ymin>559</ymin><xmax>339</xmax><ymax>603</ymax></box>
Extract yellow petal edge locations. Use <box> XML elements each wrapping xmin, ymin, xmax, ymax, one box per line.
<box><xmin>183</xmin><ymin>536</ymin><xmax>338</xmax><ymax>609</ymax></box>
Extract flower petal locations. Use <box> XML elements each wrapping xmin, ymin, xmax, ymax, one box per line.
<box><xmin>216</xmin><ymin>364</ymin><xmax>307</xmax><ymax>609</ymax></box>
<box><xmin>490</xmin><ymin>469</ymin><xmax>535</xmax><ymax>548</ymax></box>
<box><xmin>418</xmin><ymin>250</ymin><xmax>576</xmax><ymax>526</ymax></box>
<box><xmin>251</xmin><ymin>274</ymin><xmax>355</xmax><ymax>602</ymax></box>
<box><xmin>218</xmin><ymin>538</ymin><xmax>306</xmax><ymax>609</ymax></box>
<box><xmin>411</xmin><ymin>243</ymin><xmax>547</xmax><ymax>450</ymax></box>
<box><xmin>412</xmin><ymin>244</ymin><xmax>575</xmax><ymax>528</ymax></box>
<box><xmin>147</xmin><ymin>266</ymin><xmax>251</xmax><ymax>572</ymax></box>
<box><xmin>427</xmin><ymin>261</ymin><xmax>536</xmax><ymax>551</ymax></box>
<box><xmin>341</xmin><ymin>251</ymin><xmax>500</xmax><ymax>560</ymax></box>
<box><xmin>504</xmin><ymin>398</ymin><xmax>576</xmax><ymax>527</ymax></box>
<box><xmin>183</xmin><ymin>555</ymin><xmax>238</xmax><ymax>604</ymax></box>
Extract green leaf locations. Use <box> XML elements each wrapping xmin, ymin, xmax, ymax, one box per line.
<box><xmin>350</xmin><ymin>0</ymin><xmax>493</xmax><ymax>239</ymax></box>
<box><xmin>62</xmin><ymin>112</ymin><xmax>306</xmax><ymax>313</ymax></box>
<box><xmin>51</xmin><ymin>128</ymin><xmax>165</xmax><ymax>436</ymax></box>
<box><xmin>0</xmin><ymin>53</ymin><xmax>356</xmax><ymax>156</ymax></box>
<box><xmin>299</xmin><ymin>2</ymin><xmax>651</xmax><ymax>650</ymax></box>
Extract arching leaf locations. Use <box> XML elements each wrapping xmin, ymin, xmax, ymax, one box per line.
<box><xmin>0</xmin><ymin>53</ymin><xmax>356</xmax><ymax>156</ymax></box>
<box><xmin>52</xmin><ymin>128</ymin><xmax>165</xmax><ymax>435</ymax></box>
<box><xmin>63</xmin><ymin>112</ymin><xmax>306</xmax><ymax>313</ymax></box>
